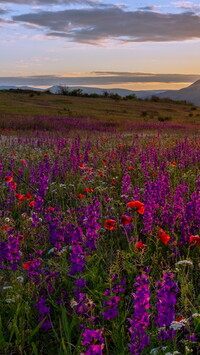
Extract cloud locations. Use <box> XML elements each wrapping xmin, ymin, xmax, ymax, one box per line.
<box><xmin>0</xmin><ymin>73</ymin><xmax>199</xmax><ymax>86</ymax></box>
<box><xmin>0</xmin><ymin>0</ymin><xmax>94</xmax><ymax>3</ymax></box>
<box><xmin>0</xmin><ymin>7</ymin><xmax>8</xmax><ymax>14</ymax></box>
<box><xmin>12</xmin><ymin>7</ymin><xmax>200</xmax><ymax>44</ymax></box>
<box><xmin>138</xmin><ymin>6</ymin><xmax>158</xmax><ymax>11</ymax></box>
<box><xmin>172</xmin><ymin>2</ymin><xmax>200</xmax><ymax>12</ymax></box>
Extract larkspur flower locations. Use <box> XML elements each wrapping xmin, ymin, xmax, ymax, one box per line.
<box><xmin>155</xmin><ymin>273</ymin><xmax>179</xmax><ymax>341</ymax></box>
<box><xmin>128</xmin><ymin>272</ymin><xmax>151</xmax><ymax>354</ymax></box>
<box><xmin>81</xmin><ymin>329</ymin><xmax>104</xmax><ymax>355</ymax></box>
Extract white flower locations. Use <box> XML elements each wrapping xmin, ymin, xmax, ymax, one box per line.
<box><xmin>192</xmin><ymin>313</ymin><xmax>200</xmax><ymax>318</ymax></box>
<box><xmin>48</xmin><ymin>247</ymin><xmax>56</xmax><ymax>254</ymax></box>
<box><xmin>176</xmin><ymin>260</ymin><xmax>193</xmax><ymax>266</ymax></box>
<box><xmin>3</xmin><ymin>286</ymin><xmax>13</xmax><ymax>290</ymax></box>
<box><xmin>16</xmin><ymin>276</ymin><xmax>24</xmax><ymax>283</ymax></box>
<box><xmin>170</xmin><ymin>320</ymin><xmax>187</xmax><ymax>330</ymax></box>
<box><xmin>5</xmin><ymin>299</ymin><xmax>15</xmax><ymax>303</ymax></box>
<box><xmin>70</xmin><ymin>299</ymin><xmax>78</xmax><ymax>308</ymax></box>
<box><xmin>150</xmin><ymin>347</ymin><xmax>167</xmax><ymax>354</ymax></box>
<box><xmin>5</xmin><ymin>218</ymin><xmax>10</xmax><ymax>222</ymax></box>
<box><xmin>185</xmin><ymin>346</ymin><xmax>192</xmax><ymax>353</ymax></box>
<box><xmin>165</xmin><ymin>352</ymin><xmax>180</xmax><ymax>355</ymax></box>
<box><xmin>60</xmin><ymin>247</ymin><xmax>67</xmax><ymax>254</ymax></box>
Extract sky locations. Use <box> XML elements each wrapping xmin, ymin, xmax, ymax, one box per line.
<box><xmin>0</xmin><ymin>0</ymin><xmax>200</xmax><ymax>90</ymax></box>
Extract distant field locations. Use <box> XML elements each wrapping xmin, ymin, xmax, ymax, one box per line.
<box><xmin>0</xmin><ymin>91</ymin><xmax>200</xmax><ymax>134</ymax></box>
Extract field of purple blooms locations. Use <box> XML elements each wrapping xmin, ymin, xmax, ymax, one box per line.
<box><xmin>0</xmin><ymin>122</ymin><xmax>200</xmax><ymax>355</ymax></box>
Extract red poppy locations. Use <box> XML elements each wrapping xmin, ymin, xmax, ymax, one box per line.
<box><xmin>43</xmin><ymin>153</ymin><xmax>48</xmax><ymax>158</ymax></box>
<box><xmin>171</xmin><ymin>161</ymin><xmax>177</xmax><ymax>166</ymax></box>
<box><xmin>136</xmin><ymin>240</ymin><xmax>147</xmax><ymax>249</ymax></box>
<box><xmin>2</xmin><ymin>225</ymin><xmax>10</xmax><ymax>231</ymax></box>
<box><xmin>176</xmin><ymin>318</ymin><xmax>184</xmax><ymax>322</ymax></box>
<box><xmin>22</xmin><ymin>261</ymin><xmax>32</xmax><ymax>270</ymax></box>
<box><xmin>21</xmin><ymin>160</ymin><xmax>26</xmax><ymax>164</ymax></box>
<box><xmin>46</xmin><ymin>206</ymin><xmax>55</xmax><ymax>212</ymax></box>
<box><xmin>189</xmin><ymin>235</ymin><xmax>200</xmax><ymax>245</ymax></box>
<box><xmin>104</xmin><ymin>219</ymin><xmax>117</xmax><ymax>230</ymax></box>
<box><xmin>77</xmin><ymin>193</ymin><xmax>86</xmax><ymax>198</ymax></box>
<box><xmin>111</xmin><ymin>181</ymin><xmax>116</xmax><ymax>185</ymax></box>
<box><xmin>5</xmin><ymin>176</ymin><xmax>13</xmax><ymax>183</ymax></box>
<box><xmin>84</xmin><ymin>188</ymin><xmax>94</xmax><ymax>193</ymax></box>
<box><xmin>129</xmin><ymin>166</ymin><xmax>135</xmax><ymax>170</ymax></box>
<box><xmin>16</xmin><ymin>193</ymin><xmax>26</xmax><ymax>201</ymax></box>
<box><xmin>12</xmin><ymin>151</ymin><xmax>17</xmax><ymax>155</ymax></box>
<box><xmin>98</xmin><ymin>173</ymin><xmax>104</xmax><ymax>178</ymax></box>
<box><xmin>26</xmin><ymin>193</ymin><xmax>33</xmax><ymax>200</ymax></box>
<box><xmin>78</xmin><ymin>163</ymin><xmax>86</xmax><ymax>169</ymax></box>
<box><xmin>158</xmin><ymin>228</ymin><xmax>171</xmax><ymax>245</ymax></box>
<box><xmin>137</xmin><ymin>205</ymin><xmax>145</xmax><ymax>214</ymax></box>
<box><xmin>121</xmin><ymin>215</ymin><xmax>132</xmax><ymax>225</ymax></box>
<box><xmin>102</xmin><ymin>160</ymin><xmax>107</xmax><ymax>164</ymax></box>
<box><xmin>16</xmin><ymin>193</ymin><xmax>25</xmax><ymax>201</ymax></box>
<box><xmin>29</xmin><ymin>201</ymin><xmax>36</xmax><ymax>207</ymax></box>
<box><xmin>127</xmin><ymin>200</ymin><xmax>145</xmax><ymax>215</ymax></box>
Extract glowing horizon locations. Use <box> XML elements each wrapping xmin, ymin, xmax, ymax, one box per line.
<box><xmin>0</xmin><ymin>0</ymin><xmax>200</xmax><ymax>90</ymax></box>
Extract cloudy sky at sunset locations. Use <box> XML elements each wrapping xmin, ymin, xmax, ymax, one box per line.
<box><xmin>0</xmin><ymin>0</ymin><xmax>200</xmax><ymax>90</ymax></box>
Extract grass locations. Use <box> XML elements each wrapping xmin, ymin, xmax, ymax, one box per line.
<box><xmin>0</xmin><ymin>92</ymin><xmax>200</xmax><ymax>355</ymax></box>
<box><xmin>0</xmin><ymin>91</ymin><xmax>200</xmax><ymax>129</ymax></box>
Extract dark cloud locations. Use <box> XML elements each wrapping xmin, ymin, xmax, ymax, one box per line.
<box><xmin>0</xmin><ymin>73</ymin><xmax>199</xmax><ymax>86</ymax></box>
<box><xmin>12</xmin><ymin>7</ymin><xmax>200</xmax><ymax>44</ymax></box>
<box><xmin>0</xmin><ymin>7</ymin><xmax>8</xmax><ymax>14</ymax></box>
<box><xmin>138</xmin><ymin>6</ymin><xmax>157</xmax><ymax>11</ymax></box>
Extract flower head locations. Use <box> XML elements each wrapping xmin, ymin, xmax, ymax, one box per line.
<box><xmin>136</xmin><ymin>240</ymin><xmax>147</xmax><ymax>249</ymax></box>
<box><xmin>5</xmin><ymin>176</ymin><xmax>13</xmax><ymax>183</ymax></box>
<box><xmin>104</xmin><ymin>219</ymin><xmax>117</xmax><ymax>230</ymax></box>
<box><xmin>189</xmin><ymin>235</ymin><xmax>200</xmax><ymax>245</ymax></box>
<box><xmin>121</xmin><ymin>215</ymin><xmax>132</xmax><ymax>225</ymax></box>
<box><xmin>158</xmin><ymin>228</ymin><xmax>171</xmax><ymax>245</ymax></box>
<box><xmin>127</xmin><ymin>200</ymin><xmax>145</xmax><ymax>214</ymax></box>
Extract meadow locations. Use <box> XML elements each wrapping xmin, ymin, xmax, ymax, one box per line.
<box><xmin>0</xmin><ymin>91</ymin><xmax>200</xmax><ymax>355</ymax></box>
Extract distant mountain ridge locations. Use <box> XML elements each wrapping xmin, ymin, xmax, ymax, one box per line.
<box><xmin>157</xmin><ymin>80</ymin><xmax>200</xmax><ymax>106</ymax></box>
<box><xmin>1</xmin><ymin>80</ymin><xmax>200</xmax><ymax>105</ymax></box>
<box><xmin>0</xmin><ymin>86</ymin><xmax>44</xmax><ymax>91</ymax></box>
<box><xmin>0</xmin><ymin>85</ymin><xmax>164</xmax><ymax>99</ymax></box>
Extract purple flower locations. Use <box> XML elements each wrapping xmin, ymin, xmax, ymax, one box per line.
<box><xmin>155</xmin><ymin>272</ymin><xmax>179</xmax><ymax>341</ymax></box>
<box><xmin>81</xmin><ymin>329</ymin><xmax>104</xmax><ymax>355</ymax></box>
<box><xmin>128</xmin><ymin>273</ymin><xmax>151</xmax><ymax>355</ymax></box>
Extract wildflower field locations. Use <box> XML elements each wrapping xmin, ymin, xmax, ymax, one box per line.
<box><xmin>0</xmin><ymin>94</ymin><xmax>200</xmax><ymax>355</ymax></box>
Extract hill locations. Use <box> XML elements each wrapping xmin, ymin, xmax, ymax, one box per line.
<box><xmin>157</xmin><ymin>80</ymin><xmax>200</xmax><ymax>106</ymax></box>
<box><xmin>0</xmin><ymin>90</ymin><xmax>200</xmax><ymax>133</ymax></box>
<box><xmin>48</xmin><ymin>85</ymin><xmax>164</xmax><ymax>98</ymax></box>
<box><xmin>0</xmin><ymin>85</ymin><xmax>164</xmax><ymax>99</ymax></box>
